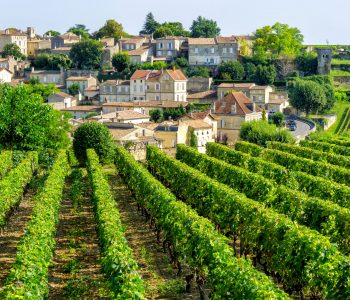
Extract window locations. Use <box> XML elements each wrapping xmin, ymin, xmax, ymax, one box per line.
<box><xmin>258</xmin><ymin>96</ymin><xmax>263</xmax><ymax>101</ymax></box>
<box><xmin>168</xmin><ymin>42</ymin><xmax>172</xmax><ymax>49</ymax></box>
<box><xmin>177</xmin><ymin>95</ymin><xmax>180</xmax><ymax>101</ymax></box>
<box><xmin>210</xmin><ymin>58</ymin><xmax>214</xmax><ymax>64</ymax></box>
<box><xmin>220</xmin><ymin>119</ymin><xmax>225</xmax><ymax>128</ymax></box>
<box><xmin>109</xmin><ymin>86</ymin><xmax>113</xmax><ymax>93</ymax></box>
<box><xmin>167</xmin><ymin>51</ymin><xmax>172</xmax><ymax>56</ymax></box>
<box><xmin>103</xmin><ymin>86</ymin><xmax>107</xmax><ymax>93</ymax></box>
<box><xmin>155</xmin><ymin>95</ymin><xmax>160</xmax><ymax>100</ymax></box>
<box><xmin>117</xmin><ymin>86</ymin><xmax>121</xmax><ymax>92</ymax></box>
<box><xmin>133</xmin><ymin>85</ymin><xmax>137</xmax><ymax>92</ymax></box>
<box><xmin>140</xmin><ymin>85</ymin><xmax>143</xmax><ymax>92</ymax></box>
<box><xmin>177</xmin><ymin>83</ymin><xmax>180</xmax><ymax>90</ymax></box>
<box><xmin>160</xmin><ymin>43</ymin><xmax>163</xmax><ymax>49</ymax></box>
<box><xmin>182</xmin><ymin>83</ymin><xmax>185</xmax><ymax>90</ymax></box>
<box><xmin>223</xmin><ymin>48</ymin><xmax>227</xmax><ymax>54</ymax></box>
<box><xmin>194</xmin><ymin>47</ymin><xmax>198</xmax><ymax>54</ymax></box>
<box><xmin>156</xmin><ymin>83</ymin><xmax>160</xmax><ymax>91</ymax></box>
<box><xmin>229</xmin><ymin>48</ymin><xmax>233</xmax><ymax>53</ymax></box>
<box><xmin>126</xmin><ymin>44</ymin><xmax>129</xmax><ymax>50</ymax></box>
<box><xmin>211</xmin><ymin>47</ymin><xmax>215</xmax><ymax>54</ymax></box>
<box><xmin>125</xmin><ymin>86</ymin><xmax>129</xmax><ymax>92</ymax></box>
<box><xmin>157</xmin><ymin>50</ymin><xmax>162</xmax><ymax>56</ymax></box>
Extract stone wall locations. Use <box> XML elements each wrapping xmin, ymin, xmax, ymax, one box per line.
<box><xmin>333</xmin><ymin>76</ymin><xmax>350</xmax><ymax>87</ymax></box>
<box><xmin>187</xmin><ymin>77</ymin><xmax>213</xmax><ymax>93</ymax></box>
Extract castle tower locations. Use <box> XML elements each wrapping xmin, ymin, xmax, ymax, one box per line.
<box><xmin>316</xmin><ymin>48</ymin><xmax>332</xmax><ymax>75</ymax></box>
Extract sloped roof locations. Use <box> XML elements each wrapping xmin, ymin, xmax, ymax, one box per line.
<box><xmin>188</xmin><ymin>38</ymin><xmax>215</xmax><ymax>45</ymax></box>
<box><xmin>214</xmin><ymin>92</ymin><xmax>261</xmax><ymax>115</ymax></box>
<box><xmin>215</xmin><ymin>36</ymin><xmax>237</xmax><ymax>44</ymax></box>
<box><xmin>103</xmin><ymin>101</ymin><xmax>188</xmax><ymax>108</ymax></box>
<box><xmin>186</xmin><ymin>111</ymin><xmax>220</xmax><ymax>121</ymax></box>
<box><xmin>217</xmin><ymin>83</ymin><xmax>256</xmax><ymax>89</ymax></box>
<box><xmin>187</xmin><ymin>90</ymin><xmax>217</xmax><ymax>100</ymax></box>
<box><xmin>128</xmin><ymin>45</ymin><xmax>151</xmax><ymax>56</ymax></box>
<box><xmin>130</xmin><ymin>69</ymin><xmax>187</xmax><ymax>81</ymax></box>
<box><xmin>183</xmin><ymin>119</ymin><xmax>212</xmax><ymax>129</ymax></box>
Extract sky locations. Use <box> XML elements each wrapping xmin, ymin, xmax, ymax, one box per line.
<box><xmin>1</xmin><ymin>0</ymin><xmax>349</xmax><ymax>45</ymax></box>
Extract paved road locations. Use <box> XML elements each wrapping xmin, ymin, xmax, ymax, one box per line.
<box><xmin>285</xmin><ymin>117</ymin><xmax>313</xmax><ymax>140</ymax></box>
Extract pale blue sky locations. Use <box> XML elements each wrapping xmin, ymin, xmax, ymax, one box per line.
<box><xmin>1</xmin><ymin>0</ymin><xmax>349</xmax><ymax>44</ymax></box>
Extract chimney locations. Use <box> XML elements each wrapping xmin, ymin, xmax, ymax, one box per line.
<box><xmin>31</xmin><ymin>67</ymin><xmax>34</xmax><ymax>72</ymax></box>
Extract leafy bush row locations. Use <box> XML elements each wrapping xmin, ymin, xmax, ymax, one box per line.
<box><xmin>236</xmin><ymin>141</ymin><xmax>350</xmax><ymax>186</ymax></box>
<box><xmin>86</xmin><ymin>149</ymin><xmax>145</xmax><ymax>299</ymax></box>
<box><xmin>300</xmin><ymin>140</ymin><xmax>350</xmax><ymax>156</ymax></box>
<box><xmin>1</xmin><ymin>150</ymin><xmax>68</xmax><ymax>299</ymax></box>
<box><xmin>147</xmin><ymin>145</ymin><xmax>350</xmax><ymax>298</ymax></box>
<box><xmin>115</xmin><ymin>145</ymin><xmax>288</xmax><ymax>299</ymax></box>
<box><xmin>0</xmin><ymin>150</ymin><xmax>13</xmax><ymax>179</ymax></box>
<box><xmin>267</xmin><ymin>141</ymin><xmax>350</xmax><ymax>168</ymax></box>
<box><xmin>207</xmin><ymin>142</ymin><xmax>350</xmax><ymax>212</ymax></box>
<box><xmin>0</xmin><ymin>152</ymin><xmax>38</xmax><ymax>227</ymax></box>
<box><xmin>177</xmin><ymin>144</ymin><xmax>350</xmax><ymax>254</ymax></box>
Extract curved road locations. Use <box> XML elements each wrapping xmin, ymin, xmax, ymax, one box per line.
<box><xmin>285</xmin><ymin>117</ymin><xmax>314</xmax><ymax>141</ymax></box>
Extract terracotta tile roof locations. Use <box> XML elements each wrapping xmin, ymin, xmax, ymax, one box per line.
<box><xmin>59</xmin><ymin>32</ymin><xmax>80</xmax><ymax>40</ymax></box>
<box><xmin>112</xmin><ymin>110</ymin><xmax>150</xmax><ymax>120</ymax></box>
<box><xmin>214</xmin><ymin>92</ymin><xmax>261</xmax><ymax>115</ymax></box>
<box><xmin>183</xmin><ymin>119</ymin><xmax>212</xmax><ymax>129</ymax></box>
<box><xmin>250</xmin><ymin>85</ymin><xmax>271</xmax><ymax>90</ymax></box>
<box><xmin>61</xmin><ymin>105</ymin><xmax>101</xmax><ymax>112</ymax></box>
<box><xmin>52</xmin><ymin>92</ymin><xmax>71</xmax><ymax>98</ymax></box>
<box><xmin>215</xmin><ymin>36</ymin><xmax>237</xmax><ymax>44</ymax></box>
<box><xmin>188</xmin><ymin>38</ymin><xmax>216</xmax><ymax>45</ymax></box>
<box><xmin>217</xmin><ymin>83</ymin><xmax>256</xmax><ymax>89</ymax></box>
<box><xmin>130</xmin><ymin>69</ymin><xmax>187</xmax><ymax>81</ymax></box>
<box><xmin>66</xmin><ymin>76</ymin><xmax>91</xmax><ymax>81</ymax></box>
<box><xmin>137</xmin><ymin>122</ymin><xmax>159</xmax><ymax>130</ymax></box>
<box><xmin>120</xmin><ymin>36</ymin><xmax>145</xmax><ymax>44</ymax></box>
<box><xmin>109</xmin><ymin>128</ymin><xmax>137</xmax><ymax>140</ymax></box>
<box><xmin>187</xmin><ymin>90</ymin><xmax>217</xmax><ymax>100</ymax></box>
<box><xmin>128</xmin><ymin>45</ymin><xmax>151</xmax><ymax>56</ymax></box>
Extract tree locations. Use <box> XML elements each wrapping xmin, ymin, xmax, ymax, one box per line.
<box><xmin>32</xmin><ymin>53</ymin><xmax>72</xmax><ymax>70</ymax></box>
<box><xmin>245</xmin><ymin>62</ymin><xmax>257</xmax><ymax>81</ymax></box>
<box><xmin>190</xmin><ymin>16</ymin><xmax>221</xmax><ymax>38</ymax></box>
<box><xmin>68</xmin><ymin>24</ymin><xmax>90</xmax><ymax>39</ymax></box>
<box><xmin>45</xmin><ymin>30</ymin><xmax>60</xmax><ymax>37</ymax></box>
<box><xmin>153</xmin><ymin>22</ymin><xmax>190</xmax><ymax>39</ymax></box>
<box><xmin>70</xmin><ymin>39</ymin><xmax>104</xmax><ymax>69</ymax></box>
<box><xmin>238</xmin><ymin>38</ymin><xmax>251</xmax><ymax>56</ymax></box>
<box><xmin>26</xmin><ymin>82</ymin><xmax>58</xmax><ymax>101</ymax></box>
<box><xmin>140</xmin><ymin>12</ymin><xmax>160</xmax><ymax>34</ymax></box>
<box><xmin>150</xmin><ymin>109</ymin><xmax>163</xmax><ymax>122</ymax></box>
<box><xmin>0</xmin><ymin>84</ymin><xmax>70</xmax><ymax>151</ymax></box>
<box><xmin>175</xmin><ymin>57</ymin><xmax>189</xmax><ymax>68</ymax></box>
<box><xmin>270</xmin><ymin>112</ymin><xmax>285</xmax><ymax>127</ymax></box>
<box><xmin>138</xmin><ymin>61</ymin><xmax>168</xmax><ymax>70</ymax></box>
<box><xmin>68</xmin><ymin>83</ymin><xmax>80</xmax><ymax>96</ymax></box>
<box><xmin>2</xmin><ymin>43</ymin><xmax>25</xmax><ymax>60</ymax></box>
<box><xmin>96</xmin><ymin>19</ymin><xmax>127</xmax><ymax>41</ymax></box>
<box><xmin>112</xmin><ymin>52</ymin><xmax>131</xmax><ymax>72</ymax></box>
<box><xmin>218</xmin><ymin>61</ymin><xmax>245</xmax><ymax>80</ymax></box>
<box><xmin>289</xmin><ymin>79</ymin><xmax>327</xmax><ymax>115</ymax></box>
<box><xmin>189</xmin><ymin>129</ymin><xmax>198</xmax><ymax>148</ymax></box>
<box><xmin>253</xmin><ymin>23</ymin><xmax>304</xmax><ymax>58</ymax></box>
<box><xmin>240</xmin><ymin>120</ymin><xmax>294</xmax><ymax>146</ymax></box>
<box><xmin>186</xmin><ymin>66</ymin><xmax>210</xmax><ymax>78</ymax></box>
<box><xmin>254</xmin><ymin>64</ymin><xmax>276</xmax><ymax>85</ymax></box>
<box><xmin>296</xmin><ymin>52</ymin><xmax>318</xmax><ymax>76</ymax></box>
<box><xmin>73</xmin><ymin>122</ymin><xmax>115</xmax><ymax>164</ymax></box>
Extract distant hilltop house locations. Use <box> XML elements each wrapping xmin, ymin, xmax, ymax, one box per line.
<box><xmin>100</xmin><ymin>80</ymin><xmax>130</xmax><ymax>102</ymax></box>
<box><xmin>213</xmin><ymin>91</ymin><xmax>262</xmax><ymax>143</ymax></box>
<box><xmin>27</xmin><ymin>39</ymin><xmax>51</xmax><ymax>57</ymax></box>
<box><xmin>51</xmin><ymin>32</ymin><xmax>81</xmax><ymax>49</ymax></box>
<box><xmin>48</xmin><ymin>92</ymin><xmax>77</xmax><ymax>110</ymax></box>
<box><xmin>0</xmin><ymin>29</ymin><xmax>28</xmax><ymax>55</ymax></box>
<box><xmin>66</xmin><ymin>75</ymin><xmax>98</xmax><ymax>96</ymax></box>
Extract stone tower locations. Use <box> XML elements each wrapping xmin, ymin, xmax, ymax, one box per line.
<box><xmin>316</xmin><ymin>48</ymin><xmax>332</xmax><ymax>75</ymax></box>
<box><xmin>27</xmin><ymin>27</ymin><xmax>35</xmax><ymax>39</ymax></box>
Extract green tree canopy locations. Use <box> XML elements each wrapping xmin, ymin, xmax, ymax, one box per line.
<box><xmin>2</xmin><ymin>43</ymin><xmax>25</xmax><ymax>60</ymax></box>
<box><xmin>73</xmin><ymin>122</ymin><xmax>115</xmax><ymax>164</ymax></box>
<box><xmin>149</xmin><ymin>109</ymin><xmax>163</xmax><ymax>122</ymax></box>
<box><xmin>32</xmin><ymin>53</ymin><xmax>72</xmax><ymax>70</ymax></box>
<box><xmin>26</xmin><ymin>82</ymin><xmax>58</xmax><ymax>101</ymax></box>
<box><xmin>68</xmin><ymin>83</ymin><xmax>80</xmax><ymax>96</ymax></box>
<box><xmin>140</xmin><ymin>12</ymin><xmax>160</xmax><ymax>34</ymax></box>
<box><xmin>0</xmin><ymin>84</ymin><xmax>70</xmax><ymax>151</ymax></box>
<box><xmin>112</xmin><ymin>52</ymin><xmax>131</xmax><ymax>72</ymax></box>
<box><xmin>254</xmin><ymin>64</ymin><xmax>276</xmax><ymax>85</ymax></box>
<box><xmin>190</xmin><ymin>16</ymin><xmax>221</xmax><ymax>38</ymax></box>
<box><xmin>70</xmin><ymin>39</ymin><xmax>104</xmax><ymax>69</ymax></box>
<box><xmin>289</xmin><ymin>79</ymin><xmax>327</xmax><ymax>115</ymax></box>
<box><xmin>96</xmin><ymin>19</ymin><xmax>128</xmax><ymax>41</ymax></box>
<box><xmin>295</xmin><ymin>52</ymin><xmax>318</xmax><ymax>76</ymax></box>
<box><xmin>269</xmin><ymin>112</ymin><xmax>285</xmax><ymax>127</ymax></box>
<box><xmin>68</xmin><ymin>24</ymin><xmax>90</xmax><ymax>39</ymax></box>
<box><xmin>45</xmin><ymin>30</ymin><xmax>60</xmax><ymax>37</ymax></box>
<box><xmin>218</xmin><ymin>61</ymin><xmax>245</xmax><ymax>80</ymax></box>
<box><xmin>153</xmin><ymin>22</ymin><xmax>190</xmax><ymax>39</ymax></box>
<box><xmin>186</xmin><ymin>66</ymin><xmax>210</xmax><ymax>78</ymax></box>
<box><xmin>253</xmin><ymin>22</ymin><xmax>304</xmax><ymax>58</ymax></box>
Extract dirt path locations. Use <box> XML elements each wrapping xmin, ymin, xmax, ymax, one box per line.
<box><xmin>0</xmin><ymin>171</ymin><xmax>47</xmax><ymax>291</ymax></box>
<box><xmin>48</xmin><ymin>169</ymin><xmax>111</xmax><ymax>300</ymax></box>
<box><xmin>104</xmin><ymin>166</ymin><xmax>199</xmax><ymax>300</ymax></box>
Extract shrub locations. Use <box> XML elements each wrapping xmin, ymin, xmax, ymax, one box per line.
<box><xmin>73</xmin><ymin>122</ymin><xmax>115</xmax><ymax>164</ymax></box>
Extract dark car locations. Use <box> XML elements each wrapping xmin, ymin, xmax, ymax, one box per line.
<box><xmin>289</xmin><ymin>124</ymin><xmax>297</xmax><ymax>131</ymax></box>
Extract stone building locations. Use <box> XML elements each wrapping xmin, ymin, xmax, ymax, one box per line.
<box><xmin>99</xmin><ymin>80</ymin><xmax>130</xmax><ymax>102</ymax></box>
<box><xmin>317</xmin><ymin>48</ymin><xmax>332</xmax><ymax>75</ymax></box>
<box><xmin>27</xmin><ymin>39</ymin><xmax>51</xmax><ymax>57</ymax></box>
<box><xmin>188</xmin><ymin>36</ymin><xmax>238</xmax><ymax>66</ymax></box>
<box><xmin>155</xmin><ymin>36</ymin><xmax>185</xmax><ymax>61</ymax></box>
<box><xmin>130</xmin><ymin>69</ymin><xmax>188</xmax><ymax>102</ymax></box>
<box><xmin>51</xmin><ymin>32</ymin><xmax>80</xmax><ymax>49</ymax></box>
<box><xmin>66</xmin><ymin>75</ymin><xmax>98</xmax><ymax>95</ymax></box>
<box><xmin>0</xmin><ymin>29</ymin><xmax>27</xmax><ymax>55</ymax></box>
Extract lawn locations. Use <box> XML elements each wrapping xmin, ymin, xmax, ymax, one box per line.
<box><xmin>331</xmin><ymin>59</ymin><xmax>350</xmax><ymax>65</ymax></box>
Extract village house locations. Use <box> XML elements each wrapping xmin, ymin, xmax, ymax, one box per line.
<box><xmin>155</xmin><ymin>36</ymin><xmax>185</xmax><ymax>61</ymax></box>
<box><xmin>29</xmin><ymin>67</ymin><xmax>65</xmax><ymax>85</ymax></box>
<box><xmin>128</xmin><ymin>45</ymin><xmax>153</xmax><ymax>64</ymax></box>
<box><xmin>91</xmin><ymin>110</ymin><xmax>150</xmax><ymax>124</ymax></box>
<box><xmin>99</xmin><ymin>80</ymin><xmax>130</xmax><ymax>103</ymax></box>
<box><xmin>48</xmin><ymin>92</ymin><xmax>77</xmax><ymax>110</ymax></box>
<box><xmin>0</xmin><ymin>68</ymin><xmax>12</xmax><ymax>83</ymax></box>
<box><xmin>27</xmin><ymin>39</ymin><xmax>51</xmax><ymax>57</ymax></box>
<box><xmin>130</xmin><ymin>69</ymin><xmax>188</xmax><ymax>102</ymax></box>
<box><xmin>213</xmin><ymin>91</ymin><xmax>262</xmax><ymax>143</ymax></box>
<box><xmin>217</xmin><ymin>83</ymin><xmax>288</xmax><ymax>112</ymax></box>
<box><xmin>61</xmin><ymin>105</ymin><xmax>102</xmax><ymax>119</ymax></box>
<box><xmin>119</xmin><ymin>36</ymin><xmax>148</xmax><ymax>51</ymax></box>
<box><xmin>0</xmin><ymin>29</ymin><xmax>27</xmax><ymax>55</ymax></box>
<box><xmin>182</xmin><ymin>119</ymin><xmax>215</xmax><ymax>153</ymax></box>
<box><xmin>187</xmin><ymin>90</ymin><xmax>217</xmax><ymax>103</ymax></box>
<box><xmin>50</xmin><ymin>47</ymin><xmax>71</xmax><ymax>56</ymax></box>
<box><xmin>102</xmin><ymin>100</ymin><xmax>188</xmax><ymax>115</ymax></box>
<box><xmin>51</xmin><ymin>32</ymin><xmax>80</xmax><ymax>49</ymax></box>
<box><xmin>66</xmin><ymin>75</ymin><xmax>98</xmax><ymax>96</ymax></box>
<box><xmin>188</xmin><ymin>36</ymin><xmax>238</xmax><ymax>66</ymax></box>
<box><xmin>0</xmin><ymin>56</ymin><xmax>17</xmax><ymax>73</ymax></box>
